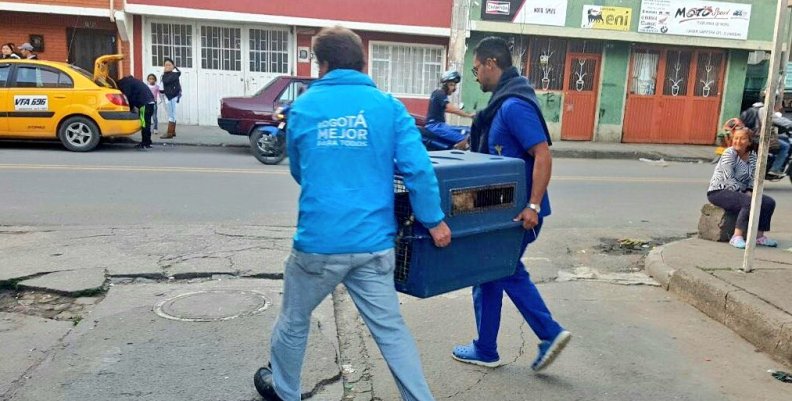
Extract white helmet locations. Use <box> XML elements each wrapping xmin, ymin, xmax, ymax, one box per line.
<box><xmin>441</xmin><ymin>70</ymin><xmax>461</xmax><ymax>84</ymax></box>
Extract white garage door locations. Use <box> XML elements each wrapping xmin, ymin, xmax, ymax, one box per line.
<box><xmin>144</xmin><ymin>19</ymin><xmax>293</xmax><ymax>126</ymax></box>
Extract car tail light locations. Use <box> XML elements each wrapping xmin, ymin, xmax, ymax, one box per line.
<box><xmin>106</xmin><ymin>94</ymin><xmax>128</xmax><ymax>106</ymax></box>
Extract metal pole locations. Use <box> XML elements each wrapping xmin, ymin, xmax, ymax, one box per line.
<box><xmin>447</xmin><ymin>0</ymin><xmax>470</xmax><ymax>125</ymax></box>
<box><xmin>743</xmin><ymin>0</ymin><xmax>789</xmax><ymax>272</ymax></box>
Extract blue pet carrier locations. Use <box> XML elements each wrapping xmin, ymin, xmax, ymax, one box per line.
<box><xmin>394</xmin><ymin>150</ymin><xmax>528</xmax><ymax>298</ymax></box>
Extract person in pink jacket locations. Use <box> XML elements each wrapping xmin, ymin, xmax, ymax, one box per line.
<box><xmin>146</xmin><ymin>74</ymin><xmax>162</xmax><ymax>134</ymax></box>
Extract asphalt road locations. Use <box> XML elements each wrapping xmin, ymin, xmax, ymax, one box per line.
<box><xmin>3</xmin><ymin>141</ymin><xmax>791</xmax><ymax>273</ymax></box>
<box><xmin>2</xmin><ymin>141</ymin><xmax>791</xmax><ymax>400</ymax></box>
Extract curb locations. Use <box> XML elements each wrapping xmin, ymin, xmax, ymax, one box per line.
<box><xmin>107</xmin><ymin>136</ymin><xmax>713</xmax><ymax>162</ymax></box>
<box><xmin>646</xmin><ymin>240</ymin><xmax>792</xmax><ymax>367</ymax></box>
<box><xmin>551</xmin><ymin>149</ymin><xmax>711</xmax><ymax>163</ymax></box>
<box><xmin>105</xmin><ymin>137</ymin><xmax>249</xmax><ymax>149</ymax></box>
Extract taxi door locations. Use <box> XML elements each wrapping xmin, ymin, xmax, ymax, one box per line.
<box><xmin>7</xmin><ymin>64</ymin><xmax>72</xmax><ymax>138</ymax></box>
<box><xmin>0</xmin><ymin>63</ymin><xmax>10</xmax><ymax>134</ymax></box>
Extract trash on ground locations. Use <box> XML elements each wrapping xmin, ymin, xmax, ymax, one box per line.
<box><xmin>638</xmin><ymin>157</ymin><xmax>669</xmax><ymax>167</ymax></box>
<box><xmin>769</xmin><ymin>370</ymin><xmax>792</xmax><ymax>383</ymax></box>
<box><xmin>342</xmin><ymin>364</ymin><xmax>356</xmax><ymax>375</ymax></box>
<box><xmin>556</xmin><ymin>266</ymin><xmax>659</xmax><ymax>286</ymax></box>
<box><xmin>618</xmin><ymin>238</ymin><xmax>650</xmax><ymax>250</ymax></box>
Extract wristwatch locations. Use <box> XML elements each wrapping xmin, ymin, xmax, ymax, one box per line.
<box><xmin>527</xmin><ymin>203</ymin><xmax>541</xmax><ymax>214</ymax></box>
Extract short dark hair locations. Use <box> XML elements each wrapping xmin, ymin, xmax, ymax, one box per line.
<box><xmin>313</xmin><ymin>26</ymin><xmax>365</xmax><ymax>72</ymax></box>
<box><xmin>473</xmin><ymin>37</ymin><xmax>512</xmax><ymax>70</ymax></box>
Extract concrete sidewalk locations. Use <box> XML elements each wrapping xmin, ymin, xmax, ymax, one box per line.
<box><xmin>117</xmin><ymin>124</ymin><xmax>717</xmax><ymax>162</ymax></box>
<box><xmin>646</xmin><ymin>234</ymin><xmax>792</xmax><ymax>367</ymax></box>
<box><xmin>0</xmin><ymin>225</ymin><xmax>343</xmax><ymax>401</ymax></box>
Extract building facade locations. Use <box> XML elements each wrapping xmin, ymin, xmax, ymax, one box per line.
<box><xmin>120</xmin><ymin>0</ymin><xmax>452</xmax><ymax>125</ymax></box>
<box><xmin>1</xmin><ymin>1</ymin><xmax>130</xmax><ymax>75</ymax></box>
<box><xmin>2</xmin><ymin>0</ymin><xmax>453</xmax><ymax>126</ymax></box>
<box><xmin>462</xmin><ymin>0</ymin><xmax>782</xmax><ymax>145</ymax></box>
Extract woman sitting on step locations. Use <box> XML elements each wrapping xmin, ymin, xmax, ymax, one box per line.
<box><xmin>707</xmin><ymin>127</ymin><xmax>777</xmax><ymax>249</ymax></box>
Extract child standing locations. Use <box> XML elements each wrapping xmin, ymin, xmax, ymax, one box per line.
<box><xmin>146</xmin><ymin>74</ymin><xmax>161</xmax><ymax>134</ymax></box>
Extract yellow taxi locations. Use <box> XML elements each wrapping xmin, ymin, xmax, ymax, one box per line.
<box><xmin>0</xmin><ymin>55</ymin><xmax>140</xmax><ymax>152</ymax></box>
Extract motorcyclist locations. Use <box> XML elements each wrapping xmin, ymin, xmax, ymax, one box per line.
<box><xmin>741</xmin><ymin>100</ymin><xmax>791</xmax><ymax>177</ymax></box>
<box><xmin>425</xmin><ymin>70</ymin><xmax>474</xmax><ymax>149</ymax></box>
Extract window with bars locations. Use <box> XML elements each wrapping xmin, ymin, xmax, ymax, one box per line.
<box><xmin>630</xmin><ymin>50</ymin><xmax>660</xmax><ymax>95</ymax></box>
<box><xmin>695</xmin><ymin>52</ymin><xmax>723</xmax><ymax>98</ymax></box>
<box><xmin>526</xmin><ymin>38</ymin><xmax>567</xmax><ymax>91</ymax></box>
<box><xmin>201</xmin><ymin>26</ymin><xmax>241</xmax><ymax>71</ymax></box>
<box><xmin>249</xmin><ymin>29</ymin><xmax>289</xmax><ymax>73</ymax></box>
<box><xmin>663</xmin><ymin>50</ymin><xmax>692</xmax><ymax>96</ymax></box>
<box><xmin>150</xmin><ymin>23</ymin><xmax>193</xmax><ymax>68</ymax></box>
<box><xmin>370</xmin><ymin>43</ymin><xmax>444</xmax><ymax>97</ymax></box>
<box><xmin>568</xmin><ymin>40</ymin><xmax>603</xmax><ymax>54</ymax></box>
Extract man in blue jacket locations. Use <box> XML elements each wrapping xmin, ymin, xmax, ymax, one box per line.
<box><xmin>451</xmin><ymin>37</ymin><xmax>571</xmax><ymax>372</ymax></box>
<box><xmin>254</xmin><ymin>26</ymin><xmax>451</xmax><ymax>401</ymax></box>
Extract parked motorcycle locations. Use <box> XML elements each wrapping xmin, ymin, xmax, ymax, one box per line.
<box><xmin>419</xmin><ymin>125</ymin><xmax>471</xmax><ymax>151</ymax></box>
<box><xmin>250</xmin><ymin>106</ymin><xmax>288</xmax><ymax>165</ymax></box>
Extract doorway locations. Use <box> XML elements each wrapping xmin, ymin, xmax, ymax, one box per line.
<box><xmin>67</xmin><ymin>29</ymin><xmax>118</xmax><ymax>79</ymax></box>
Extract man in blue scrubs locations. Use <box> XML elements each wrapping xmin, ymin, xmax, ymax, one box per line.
<box><xmin>452</xmin><ymin>36</ymin><xmax>571</xmax><ymax>372</ymax></box>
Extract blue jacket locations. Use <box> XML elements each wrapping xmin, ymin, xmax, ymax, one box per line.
<box><xmin>287</xmin><ymin>69</ymin><xmax>445</xmax><ymax>254</ymax></box>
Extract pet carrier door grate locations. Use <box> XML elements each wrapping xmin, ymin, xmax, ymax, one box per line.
<box><xmin>394</xmin><ymin>177</ymin><xmax>413</xmax><ymax>284</ymax></box>
<box><xmin>450</xmin><ymin>183</ymin><xmax>516</xmax><ymax>216</ymax></box>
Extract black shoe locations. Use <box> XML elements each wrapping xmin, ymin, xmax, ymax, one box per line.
<box><xmin>253</xmin><ymin>366</ymin><xmax>283</xmax><ymax>401</ymax></box>
<box><xmin>134</xmin><ymin>144</ymin><xmax>148</xmax><ymax>151</ymax></box>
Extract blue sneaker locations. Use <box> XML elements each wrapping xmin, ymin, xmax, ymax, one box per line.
<box><xmin>730</xmin><ymin>236</ymin><xmax>747</xmax><ymax>249</ymax></box>
<box><xmin>531</xmin><ymin>330</ymin><xmax>572</xmax><ymax>372</ymax></box>
<box><xmin>756</xmin><ymin>236</ymin><xmax>778</xmax><ymax>247</ymax></box>
<box><xmin>451</xmin><ymin>342</ymin><xmax>501</xmax><ymax>368</ymax></box>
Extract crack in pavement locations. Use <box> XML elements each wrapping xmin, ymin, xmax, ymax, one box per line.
<box><xmin>333</xmin><ymin>287</ymin><xmax>375</xmax><ymax>400</ymax></box>
<box><xmin>159</xmin><ymin>245</ymin><xmax>288</xmax><ymax>266</ymax></box>
<box><xmin>213</xmin><ymin>229</ymin><xmax>293</xmax><ymax>241</ymax></box>
<box><xmin>0</xmin><ymin>272</ymin><xmax>56</xmax><ymax>289</ymax></box>
<box><xmin>1</xmin><ymin>321</ymin><xmax>74</xmax><ymax>401</ymax></box>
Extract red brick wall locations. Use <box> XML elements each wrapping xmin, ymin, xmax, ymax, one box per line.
<box><xmin>128</xmin><ymin>0</ymin><xmax>452</xmax><ymax>28</ymax></box>
<box><xmin>2</xmin><ymin>11</ymin><xmax>130</xmax><ymax>77</ymax></box>
<box><xmin>133</xmin><ymin>15</ymin><xmax>143</xmax><ymax>78</ymax></box>
<box><xmin>2</xmin><ymin>0</ymin><xmax>121</xmax><ymax>9</ymax></box>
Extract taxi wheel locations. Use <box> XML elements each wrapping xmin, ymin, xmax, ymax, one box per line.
<box><xmin>58</xmin><ymin>117</ymin><xmax>101</xmax><ymax>152</ymax></box>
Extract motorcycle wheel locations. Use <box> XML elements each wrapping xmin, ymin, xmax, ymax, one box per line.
<box><xmin>250</xmin><ymin>129</ymin><xmax>286</xmax><ymax>165</ymax></box>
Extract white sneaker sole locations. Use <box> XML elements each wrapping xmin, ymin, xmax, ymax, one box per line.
<box><xmin>451</xmin><ymin>353</ymin><xmax>502</xmax><ymax>368</ymax></box>
<box><xmin>532</xmin><ymin>331</ymin><xmax>572</xmax><ymax>372</ymax></box>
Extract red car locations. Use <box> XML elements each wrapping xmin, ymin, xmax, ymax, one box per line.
<box><xmin>218</xmin><ymin>75</ymin><xmax>427</xmax><ymax>137</ymax></box>
<box><xmin>218</xmin><ymin>76</ymin><xmax>313</xmax><ymax>137</ymax></box>
<box><xmin>218</xmin><ymin>76</ymin><xmax>440</xmax><ymax>164</ymax></box>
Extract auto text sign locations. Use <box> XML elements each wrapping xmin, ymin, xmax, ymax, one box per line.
<box><xmin>14</xmin><ymin>95</ymin><xmax>49</xmax><ymax>111</ymax></box>
<box><xmin>481</xmin><ymin>0</ymin><xmax>568</xmax><ymax>27</ymax></box>
<box><xmin>638</xmin><ymin>0</ymin><xmax>751</xmax><ymax>40</ymax></box>
<box><xmin>581</xmin><ymin>5</ymin><xmax>632</xmax><ymax>31</ymax></box>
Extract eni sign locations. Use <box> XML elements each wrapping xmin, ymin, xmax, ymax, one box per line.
<box><xmin>581</xmin><ymin>5</ymin><xmax>632</xmax><ymax>31</ymax></box>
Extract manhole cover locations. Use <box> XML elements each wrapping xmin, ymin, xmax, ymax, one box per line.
<box><xmin>154</xmin><ymin>290</ymin><xmax>271</xmax><ymax>322</ymax></box>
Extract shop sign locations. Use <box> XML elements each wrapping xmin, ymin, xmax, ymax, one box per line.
<box><xmin>638</xmin><ymin>0</ymin><xmax>751</xmax><ymax>40</ymax></box>
<box><xmin>581</xmin><ymin>5</ymin><xmax>632</xmax><ymax>31</ymax></box>
<box><xmin>480</xmin><ymin>0</ymin><xmax>568</xmax><ymax>27</ymax></box>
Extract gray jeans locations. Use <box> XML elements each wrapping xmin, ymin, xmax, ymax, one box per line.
<box><xmin>269</xmin><ymin>248</ymin><xmax>435</xmax><ymax>401</ymax></box>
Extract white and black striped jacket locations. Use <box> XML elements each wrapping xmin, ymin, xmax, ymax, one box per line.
<box><xmin>708</xmin><ymin>147</ymin><xmax>756</xmax><ymax>193</ymax></box>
